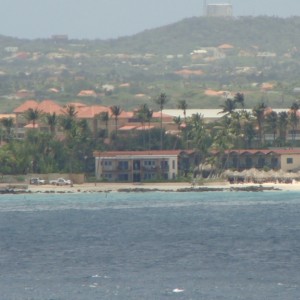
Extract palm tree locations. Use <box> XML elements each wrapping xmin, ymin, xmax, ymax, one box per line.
<box><xmin>110</xmin><ymin>105</ymin><xmax>122</xmax><ymax>135</ymax></box>
<box><xmin>99</xmin><ymin>111</ymin><xmax>109</xmax><ymax>137</ymax></box>
<box><xmin>178</xmin><ymin>100</ymin><xmax>188</xmax><ymax>122</ymax></box>
<box><xmin>64</xmin><ymin>104</ymin><xmax>78</xmax><ymax>118</ymax></box>
<box><xmin>219</xmin><ymin>98</ymin><xmax>236</xmax><ymax>116</ymax></box>
<box><xmin>45</xmin><ymin>112</ymin><xmax>58</xmax><ymax>135</ymax></box>
<box><xmin>265</xmin><ymin>111</ymin><xmax>278</xmax><ymax>143</ymax></box>
<box><xmin>234</xmin><ymin>92</ymin><xmax>245</xmax><ymax>108</ymax></box>
<box><xmin>24</xmin><ymin>108</ymin><xmax>41</xmax><ymax>129</ymax></box>
<box><xmin>243</xmin><ymin>122</ymin><xmax>256</xmax><ymax>149</ymax></box>
<box><xmin>289</xmin><ymin>102</ymin><xmax>299</xmax><ymax>145</ymax></box>
<box><xmin>278</xmin><ymin>111</ymin><xmax>289</xmax><ymax>145</ymax></box>
<box><xmin>0</xmin><ymin>117</ymin><xmax>14</xmax><ymax>141</ymax></box>
<box><xmin>252</xmin><ymin>102</ymin><xmax>267</xmax><ymax>147</ymax></box>
<box><xmin>145</xmin><ymin>108</ymin><xmax>153</xmax><ymax>150</ymax></box>
<box><xmin>154</xmin><ymin>92</ymin><xmax>168</xmax><ymax>150</ymax></box>
<box><xmin>136</xmin><ymin>104</ymin><xmax>150</xmax><ymax>149</ymax></box>
<box><xmin>173</xmin><ymin>116</ymin><xmax>182</xmax><ymax>131</ymax></box>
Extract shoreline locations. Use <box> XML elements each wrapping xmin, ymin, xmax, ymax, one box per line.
<box><xmin>1</xmin><ymin>181</ymin><xmax>300</xmax><ymax>194</ymax></box>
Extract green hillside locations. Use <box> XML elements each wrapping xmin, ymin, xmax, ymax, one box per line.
<box><xmin>1</xmin><ymin>16</ymin><xmax>300</xmax><ymax>111</ymax></box>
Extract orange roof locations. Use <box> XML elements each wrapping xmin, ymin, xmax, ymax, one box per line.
<box><xmin>77</xmin><ymin>90</ymin><xmax>97</xmax><ymax>97</ymax></box>
<box><xmin>204</xmin><ymin>89</ymin><xmax>226</xmax><ymax>96</ymax></box>
<box><xmin>13</xmin><ymin>99</ymin><xmax>64</xmax><ymax>115</ymax></box>
<box><xmin>261</xmin><ymin>83</ymin><xmax>274</xmax><ymax>90</ymax></box>
<box><xmin>175</xmin><ymin>69</ymin><xmax>204</xmax><ymax>76</ymax></box>
<box><xmin>38</xmin><ymin>100</ymin><xmax>65</xmax><ymax>115</ymax></box>
<box><xmin>118</xmin><ymin>111</ymin><xmax>134</xmax><ymax>118</ymax></box>
<box><xmin>24</xmin><ymin>123</ymin><xmax>39</xmax><ymax>128</ymax></box>
<box><xmin>13</xmin><ymin>100</ymin><xmax>39</xmax><ymax>113</ymax></box>
<box><xmin>77</xmin><ymin>105</ymin><xmax>110</xmax><ymax>118</ymax></box>
<box><xmin>118</xmin><ymin>125</ymin><xmax>137</xmax><ymax>131</ymax></box>
<box><xmin>218</xmin><ymin>44</ymin><xmax>234</xmax><ymax>49</ymax></box>
<box><xmin>67</xmin><ymin>102</ymin><xmax>87</xmax><ymax>108</ymax></box>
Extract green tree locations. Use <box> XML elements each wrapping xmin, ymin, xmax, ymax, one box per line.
<box><xmin>145</xmin><ymin>108</ymin><xmax>153</xmax><ymax>150</ymax></box>
<box><xmin>278</xmin><ymin>111</ymin><xmax>289</xmax><ymax>145</ymax></box>
<box><xmin>99</xmin><ymin>111</ymin><xmax>109</xmax><ymax>138</ymax></box>
<box><xmin>234</xmin><ymin>92</ymin><xmax>245</xmax><ymax>108</ymax></box>
<box><xmin>24</xmin><ymin>108</ymin><xmax>41</xmax><ymax>128</ymax></box>
<box><xmin>252</xmin><ymin>102</ymin><xmax>267</xmax><ymax>147</ymax></box>
<box><xmin>110</xmin><ymin>105</ymin><xmax>122</xmax><ymax>135</ymax></box>
<box><xmin>0</xmin><ymin>117</ymin><xmax>14</xmax><ymax>141</ymax></box>
<box><xmin>45</xmin><ymin>112</ymin><xmax>58</xmax><ymax>135</ymax></box>
<box><xmin>219</xmin><ymin>98</ymin><xmax>236</xmax><ymax>116</ymax></box>
<box><xmin>178</xmin><ymin>99</ymin><xmax>188</xmax><ymax>122</ymax></box>
<box><xmin>289</xmin><ymin>102</ymin><xmax>299</xmax><ymax>145</ymax></box>
<box><xmin>136</xmin><ymin>104</ymin><xmax>150</xmax><ymax>150</ymax></box>
<box><xmin>154</xmin><ymin>92</ymin><xmax>168</xmax><ymax>150</ymax></box>
<box><xmin>265</xmin><ymin>111</ymin><xmax>278</xmax><ymax>143</ymax></box>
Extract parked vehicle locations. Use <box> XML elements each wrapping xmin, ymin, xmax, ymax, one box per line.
<box><xmin>30</xmin><ymin>177</ymin><xmax>46</xmax><ymax>185</ymax></box>
<box><xmin>49</xmin><ymin>178</ymin><xmax>72</xmax><ymax>186</ymax></box>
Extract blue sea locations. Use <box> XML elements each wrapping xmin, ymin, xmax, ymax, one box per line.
<box><xmin>1</xmin><ymin>191</ymin><xmax>300</xmax><ymax>300</ymax></box>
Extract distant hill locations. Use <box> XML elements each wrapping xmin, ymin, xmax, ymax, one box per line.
<box><xmin>1</xmin><ymin>16</ymin><xmax>300</xmax><ymax>111</ymax></box>
<box><xmin>2</xmin><ymin>16</ymin><xmax>300</xmax><ymax>54</ymax></box>
<box><xmin>106</xmin><ymin>16</ymin><xmax>300</xmax><ymax>54</ymax></box>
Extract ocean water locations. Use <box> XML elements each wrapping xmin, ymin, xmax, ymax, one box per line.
<box><xmin>1</xmin><ymin>191</ymin><xmax>300</xmax><ymax>300</ymax></box>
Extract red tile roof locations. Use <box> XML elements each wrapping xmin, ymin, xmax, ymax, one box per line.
<box><xmin>76</xmin><ymin>105</ymin><xmax>110</xmax><ymax>118</ymax></box>
<box><xmin>38</xmin><ymin>100</ymin><xmax>65</xmax><ymax>115</ymax></box>
<box><xmin>77</xmin><ymin>90</ymin><xmax>97</xmax><ymax>97</ymax></box>
<box><xmin>13</xmin><ymin>99</ymin><xmax>64</xmax><ymax>115</ymax></box>
<box><xmin>118</xmin><ymin>111</ymin><xmax>134</xmax><ymax>118</ymax></box>
<box><xmin>118</xmin><ymin>125</ymin><xmax>137</xmax><ymax>131</ymax></box>
<box><xmin>13</xmin><ymin>100</ymin><xmax>39</xmax><ymax>113</ymax></box>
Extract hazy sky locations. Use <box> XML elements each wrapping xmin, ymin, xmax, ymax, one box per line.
<box><xmin>2</xmin><ymin>0</ymin><xmax>300</xmax><ymax>40</ymax></box>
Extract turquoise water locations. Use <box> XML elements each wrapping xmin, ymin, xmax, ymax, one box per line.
<box><xmin>0</xmin><ymin>191</ymin><xmax>300</xmax><ymax>299</ymax></box>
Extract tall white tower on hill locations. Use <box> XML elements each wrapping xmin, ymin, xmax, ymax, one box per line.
<box><xmin>204</xmin><ymin>1</ymin><xmax>233</xmax><ymax>17</ymax></box>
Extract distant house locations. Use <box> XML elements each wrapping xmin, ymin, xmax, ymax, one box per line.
<box><xmin>77</xmin><ymin>90</ymin><xmax>97</xmax><ymax>97</ymax></box>
<box><xmin>93</xmin><ymin>150</ymin><xmax>195</xmax><ymax>182</ymax></box>
<box><xmin>13</xmin><ymin>99</ymin><xmax>65</xmax><ymax>138</ymax></box>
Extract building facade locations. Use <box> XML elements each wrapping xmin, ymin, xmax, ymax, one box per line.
<box><xmin>93</xmin><ymin>150</ymin><xmax>195</xmax><ymax>182</ymax></box>
<box><xmin>221</xmin><ymin>149</ymin><xmax>300</xmax><ymax>172</ymax></box>
<box><xmin>206</xmin><ymin>4</ymin><xmax>233</xmax><ymax>17</ymax></box>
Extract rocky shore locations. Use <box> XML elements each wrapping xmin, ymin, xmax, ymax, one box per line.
<box><xmin>0</xmin><ymin>181</ymin><xmax>288</xmax><ymax>194</ymax></box>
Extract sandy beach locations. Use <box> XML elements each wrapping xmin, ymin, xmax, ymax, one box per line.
<box><xmin>13</xmin><ymin>180</ymin><xmax>300</xmax><ymax>194</ymax></box>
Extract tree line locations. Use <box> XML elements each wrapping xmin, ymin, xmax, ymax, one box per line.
<box><xmin>0</xmin><ymin>92</ymin><xmax>299</xmax><ymax>177</ymax></box>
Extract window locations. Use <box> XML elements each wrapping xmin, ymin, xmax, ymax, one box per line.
<box><xmin>103</xmin><ymin>160</ymin><xmax>112</xmax><ymax>166</ymax></box>
<box><xmin>143</xmin><ymin>173</ymin><xmax>156</xmax><ymax>180</ymax></box>
<box><xmin>118</xmin><ymin>161</ymin><xmax>129</xmax><ymax>170</ymax></box>
<box><xmin>161</xmin><ymin>160</ymin><xmax>169</xmax><ymax>169</ymax></box>
<box><xmin>118</xmin><ymin>173</ymin><xmax>129</xmax><ymax>181</ymax></box>
<box><xmin>144</xmin><ymin>160</ymin><xmax>155</xmax><ymax>166</ymax></box>
<box><xmin>287</xmin><ymin>158</ymin><xmax>293</xmax><ymax>164</ymax></box>
<box><xmin>144</xmin><ymin>160</ymin><xmax>156</xmax><ymax>169</ymax></box>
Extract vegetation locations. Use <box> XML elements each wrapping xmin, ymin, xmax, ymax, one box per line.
<box><xmin>2</xmin><ymin>16</ymin><xmax>300</xmax><ymax>178</ymax></box>
<box><xmin>2</xmin><ymin>16</ymin><xmax>300</xmax><ymax>111</ymax></box>
<box><xmin>0</xmin><ymin>92</ymin><xmax>299</xmax><ymax>178</ymax></box>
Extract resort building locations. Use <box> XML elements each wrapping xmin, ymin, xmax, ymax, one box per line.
<box><xmin>93</xmin><ymin>150</ymin><xmax>195</xmax><ymax>182</ymax></box>
<box><xmin>221</xmin><ymin>149</ymin><xmax>300</xmax><ymax>172</ymax></box>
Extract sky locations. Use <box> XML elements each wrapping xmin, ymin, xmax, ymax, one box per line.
<box><xmin>1</xmin><ymin>0</ymin><xmax>300</xmax><ymax>40</ymax></box>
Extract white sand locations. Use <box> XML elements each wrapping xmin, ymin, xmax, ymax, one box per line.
<box><xmin>22</xmin><ymin>181</ymin><xmax>300</xmax><ymax>193</ymax></box>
